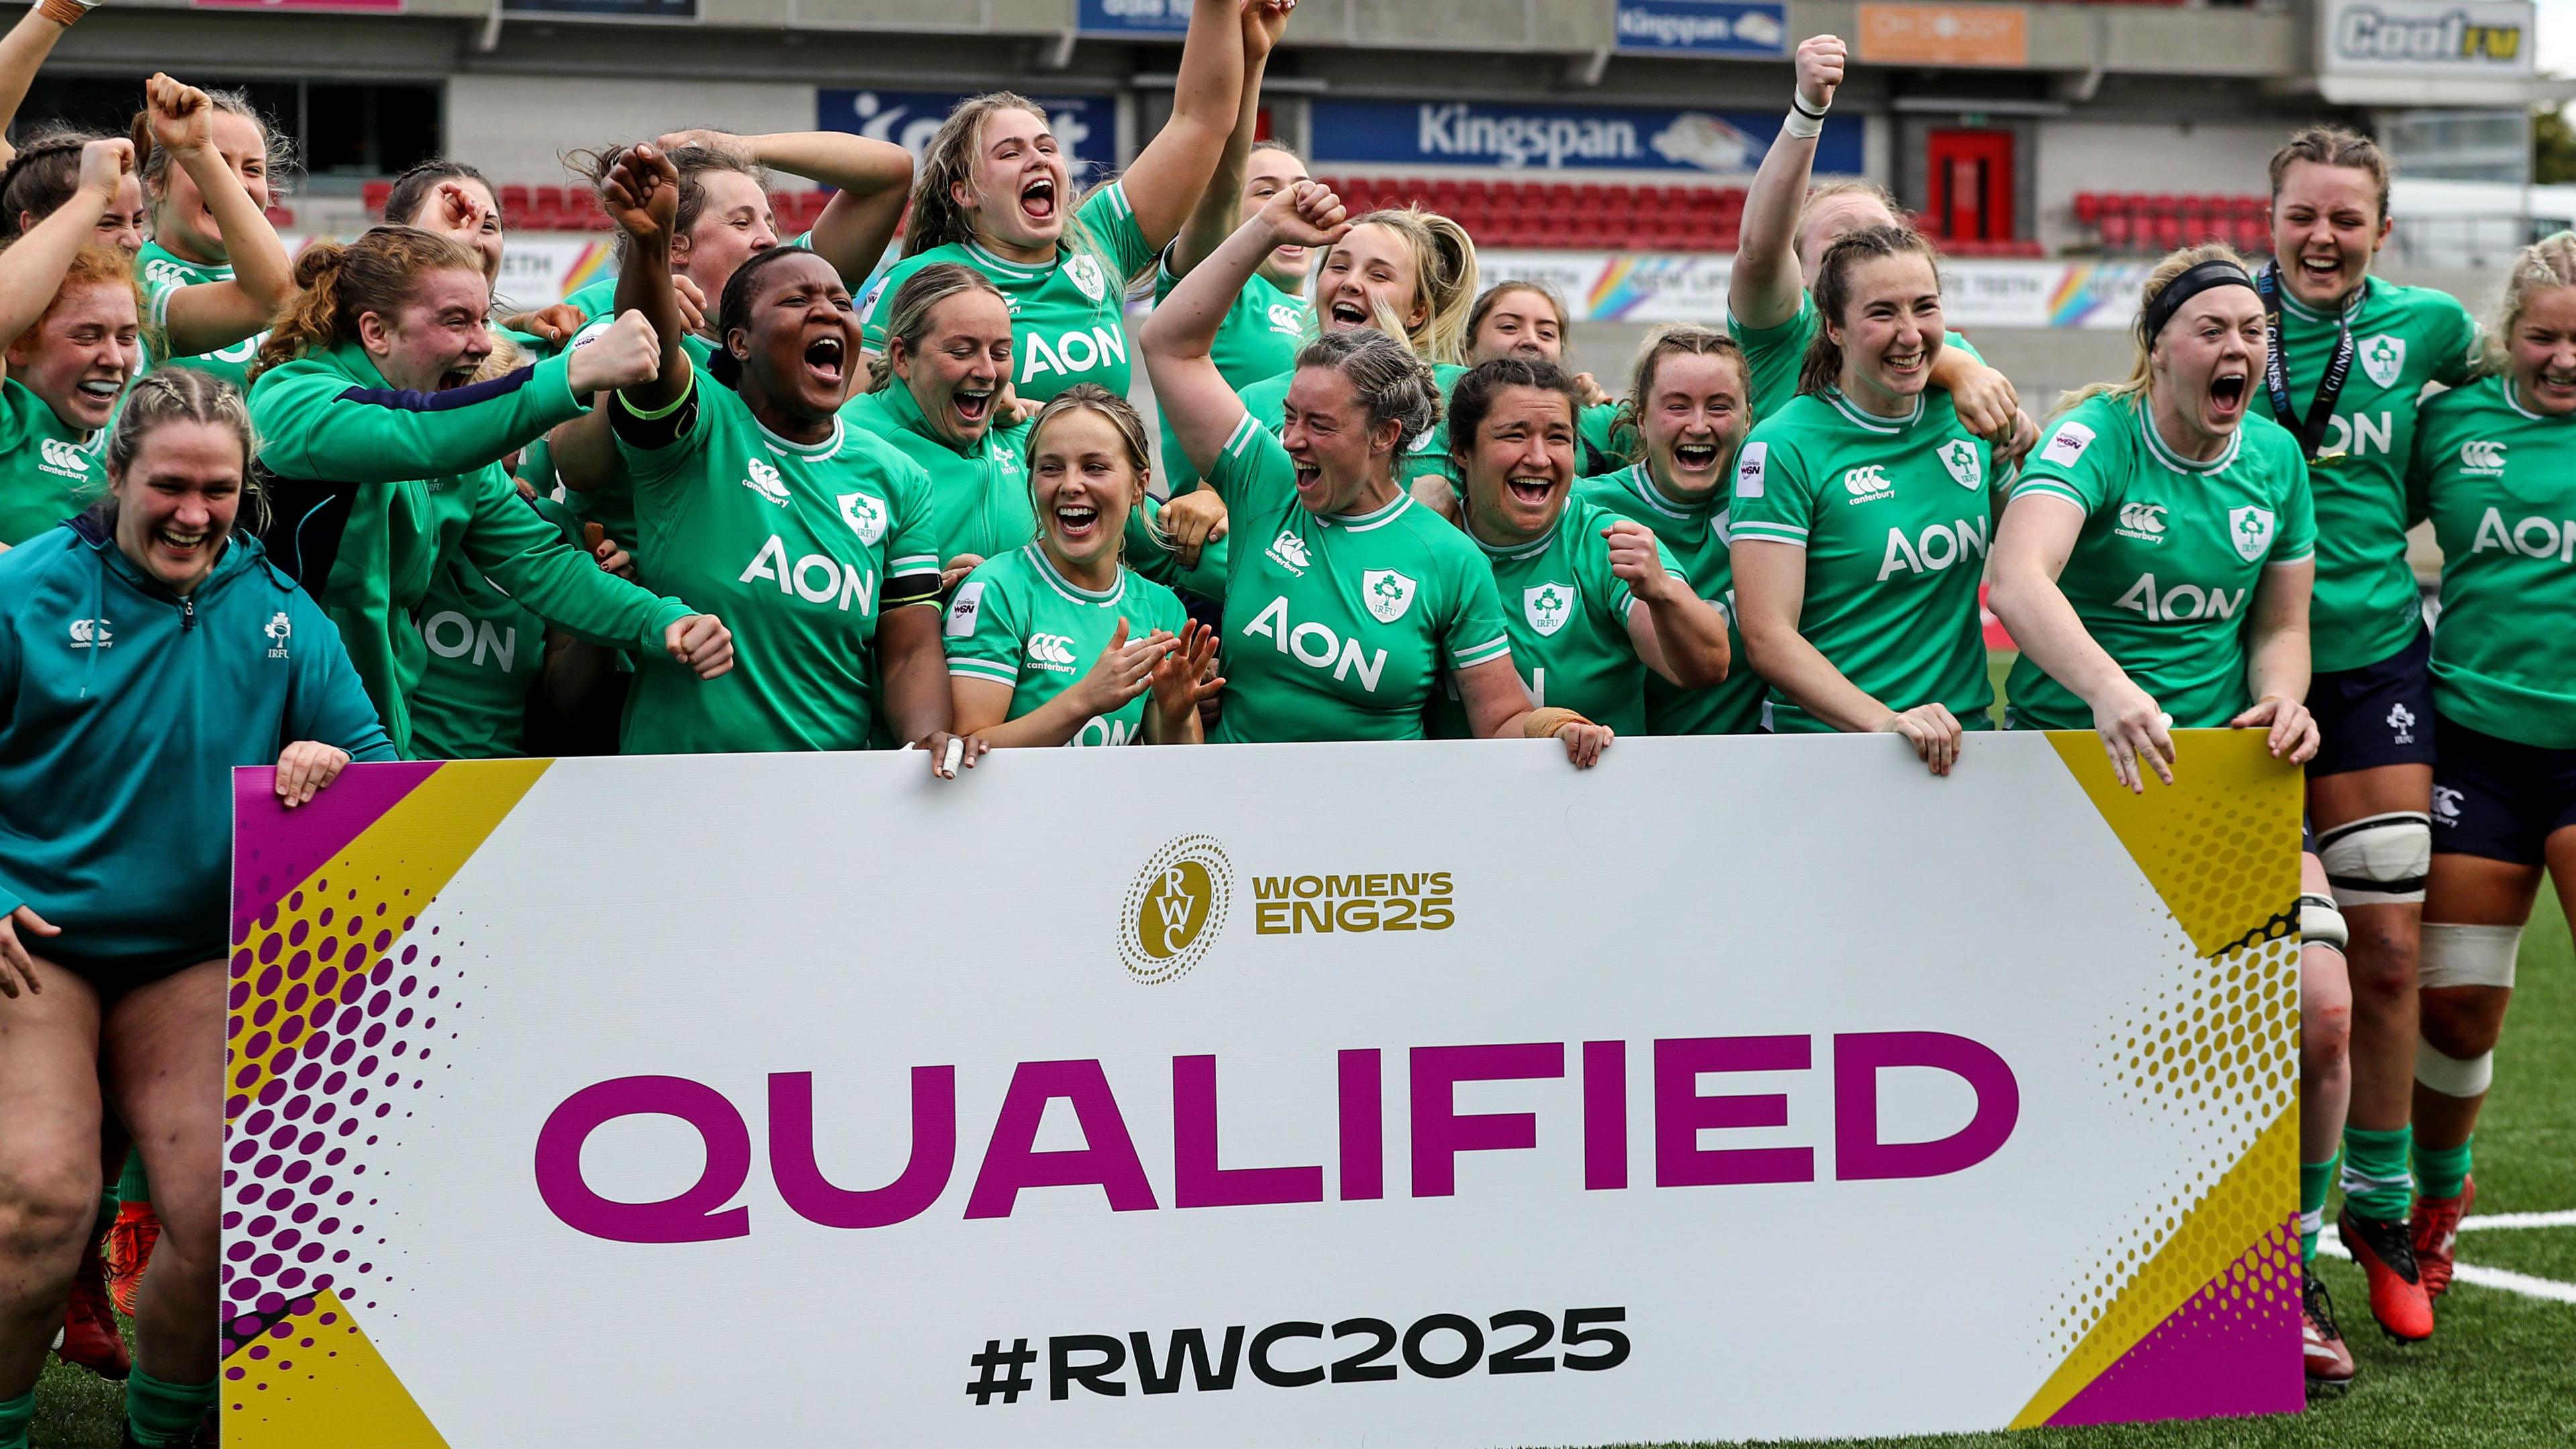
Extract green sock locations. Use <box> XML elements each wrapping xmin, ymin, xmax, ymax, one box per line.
<box><xmin>0</xmin><ymin>1388</ymin><xmax>35</xmax><ymax>1449</ymax></box>
<box><xmin>2416</xmin><ymin>1136</ymin><xmax>2474</xmax><ymax>1202</ymax></box>
<box><xmin>2341</xmin><ymin>1124</ymin><xmax>2415</xmax><ymax>1222</ymax></box>
<box><xmin>117</xmin><ymin>1149</ymin><xmax>151</xmax><ymax>1207</ymax></box>
<box><xmin>2300</xmin><ymin>1157</ymin><xmax>2337</xmax><ymax>1263</ymax></box>
<box><xmin>124</xmin><ymin>1368</ymin><xmax>217</xmax><ymax>1449</ymax></box>
<box><xmin>97</xmin><ymin>1188</ymin><xmax>118</xmax><ymax>1232</ymax></box>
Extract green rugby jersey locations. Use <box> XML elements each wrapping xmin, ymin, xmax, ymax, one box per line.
<box><xmin>1234</xmin><ymin>360</ymin><xmax>1468</xmax><ymax>495</ymax></box>
<box><xmin>1578</xmin><ymin>400</ymin><xmax>1628</xmax><ymax>473</ymax></box>
<box><xmin>0</xmin><ymin>379</ymin><xmax>105</xmax><ymax>546</ymax></box>
<box><xmin>1203</xmin><ymin>413</ymin><xmax>1509</xmax><ymax>742</ymax></box>
<box><xmin>2249</xmin><ymin>276</ymin><xmax>2478</xmax><ymax>673</ymax></box>
<box><xmin>861</xmin><ymin>184</ymin><xmax>1158</xmax><ymax>405</ymax></box>
<box><xmin>1155</xmin><ymin>257</ymin><xmax>1309</xmax><ymax>496</ymax></box>
<box><xmin>557</xmin><ymin>308</ymin><xmax>718</xmax><ymax>549</ymax></box>
<box><xmin>1729</xmin><ymin>292</ymin><xmax>1983</xmax><ymax>425</ymax></box>
<box><xmin>846</xmin><ymin>384</ymin><xmax>1039</xmax><ymax>563</ymax></box>
<box><xmin>2410</xmin><ymin>376</ymin><xmax>2576</xmax><ymax>748</ymax></box>
<box><xmin>613</xmin><ymin>375</ymin><xmax>941</xmax><ymax>753</ymax></box>
<box><xmin>943</xmin><ymin>541</ymin><xmax>1192</xmax><ymax>747</ymax></box>
<box><xmin>1731</xmin><ymin>388</ymin><xmax>1998</xmax><ymax>732</ymax></box>
<box><xmin>1578</xmin><ymin>462</ymin><xmax>1763</xmax><ymax>734</ymax></box>
<box><xmin>1426</xmin><ymin>493</ymin><xmax>1681</xmax><ymax>737</ymax></box>
<box><xmin>2004</xmin><ymin>396</ymin><xmax>2316</xmax><ymax>731</ymax></box>
<box><xmin>409</xmin><ymin>492</ymin><xmax>585</xmax><ymax>759</ymax></box>
<box><xmin>135</xmin><ymin>239</ymin><xmax>264</xmax><ymax>390</ymax></box>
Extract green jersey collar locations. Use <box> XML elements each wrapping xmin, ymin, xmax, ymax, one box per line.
<box><xmin>1463</xmin><ymin>510</ymin><xmax>1557</xmax><ymax>561</ymax></box>
<box><xmin>2275</xmin><ymin>275</ymin><xmax>2371</xmax><ymax>326</ymax></box>
<box><xmin>2500</xmin><ymin>373</ymin><xmax>2562</xmax><ymax>423</ymax></box>
<box><xmin>2137</xmin><ymin>399</ymin><xmax>2243</xmax><ymax>475</ymax></box>
<box><xmin>875</xmin><ymin>378</ymin><xmax>983</xmax><ymax>458</ymax></box>
<box><xmin>757</xmin><ymin>412</ymin><xmax>845</xmax><ymax>462</ymax></box>
<box><xmin>1825</xmin><ymin>388</ymin><xmax>1924</xmax><ymax>435</ymax></box>
<box><xmin>1026</xmin><ymin>541</ymin><xmax>1127</xmax><ymax>605</ymax></box>
<box><xmin>1327</xmin><ymin>492</ymin><xmax>1411</xmax><ymax>532</ymax></box>
<box><xmin>963</xmin><ymin>237</ymin><xmax>1061</xmax><ymax>281</ymax></box>
<box><xmin>1627</xmin><ymin>462</ymin><xmax>1717</xmax><ymax>521</ymax></box>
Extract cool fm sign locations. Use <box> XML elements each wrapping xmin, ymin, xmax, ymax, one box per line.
<box><xmin>535</xmin><ymin>1032</ymin><xmax>2019</xmax><ymax>1243</ymax></box>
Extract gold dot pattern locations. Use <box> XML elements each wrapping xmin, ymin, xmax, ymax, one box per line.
<box><xmin>2013</xmin><ymin>732</ymin><xmax>2306</xmax><ymax>1427</ymax></box>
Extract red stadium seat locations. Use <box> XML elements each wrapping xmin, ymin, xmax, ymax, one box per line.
<box><xmin>499</xmin><ymin>185</ymin><xmax>535</xmax><ymax>227</ymax></box>
<box><xmin>362</xmin><ymin>180</ymin><xmax>392</xmax><ymax>219</ymax></box>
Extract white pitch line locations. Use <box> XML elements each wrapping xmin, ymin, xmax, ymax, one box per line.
<box><xmin>2317</xmin><ymin>1227</ymin><xmax>2576</xmax><ymax>1305</ymax></box>
<box><xmin>2461</xmin><ymin>1209</ymin><xmax>2576</xmax><ymax>1232</ymax></box>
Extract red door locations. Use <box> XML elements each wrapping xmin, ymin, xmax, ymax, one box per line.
<box><xmin>1927</xmin><ymin>129</ymin><xmax>2015</xmax><ymax>244</ymax></box>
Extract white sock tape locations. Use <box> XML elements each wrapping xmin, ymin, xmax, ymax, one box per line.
<box><xmin>2415</xmin><ymin>1036</ymin><xmax>2494</xmax><ymax>1097</ymax></box>
<box><xmin>2420</xmin><ymin>922</ymin><xmax>2522</xmax><ymax>990</ymax></box>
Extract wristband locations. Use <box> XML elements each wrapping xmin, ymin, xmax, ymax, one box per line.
<box><xmin>38</xmin><ymin>0</ymin><xmax>93</xmax><ymax>25</ymax></box>
<box><xmin>1522</xmin><ymin>707</ymin><xmax>1593</xmax><ymax>741</ymax></box>
<box><xmin>1782</xmin><ymin>96</ymin><xmax>1827</xmax><ymax>141</ymax></box>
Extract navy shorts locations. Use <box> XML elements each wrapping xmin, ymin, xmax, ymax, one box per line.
<box><xmin>2432</xmin><ymin>712</ymin><xmax>2576</xmax><ymax>867</ymax></box>
<box><xmin>2308</xmin><ymin>627</ymin><xmax>2438</xmax><ymax>779</ymax></box>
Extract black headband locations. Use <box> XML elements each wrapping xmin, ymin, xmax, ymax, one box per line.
<box><xmin>2141</xmin><ymin>260</ymin><xmax>2258</xmax><ymax>344</ymax></box>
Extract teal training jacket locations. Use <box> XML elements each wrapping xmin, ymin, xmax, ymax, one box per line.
<box><xmin>0</xmin><ymin>517</ymin><xmax>397</xmax><ymax>976</ymax></box>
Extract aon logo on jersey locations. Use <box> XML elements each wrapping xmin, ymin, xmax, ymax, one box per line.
<box><xmin>1242</xmin><ymin>595</ymin><xmax>1386</xmax><ymax>691</ymax></box>
<box><xmin>2116</xmin><ymin>573</ymin><xmax>2243</xmax><ymax>621</ymax></box>
<box><xmin>421</xmin><ymin>612</ymin><xmax>521</xmax><ymax>672</ymax></box>
<box><xmin>1073</xmin><ymin>714</ymin><xmax>1134</xmax><ymax>747</ymax></box>
<box><xmin>739</xmin><ymin>535</ymin><xmax>875</xmax><ymax>612</ymax></box>
<box><xmin>1020</xmin><ymin>325</ymin><xmax>1128</xmax><ymax>386</ymax></box>
<box><xmin>2471</xmin><ymin>507</ymin><xmax>2576</xmax><ymax>563</ymax></box>
<box><xmin>2322</xmin><ymin>411</ymin><xmax>2394</xmax><ymax>458</ymax></box>
<box><xmin>1876</xmin><ymin>517</ymin><xmax>1990</xmax><ymax>582</ymax></box>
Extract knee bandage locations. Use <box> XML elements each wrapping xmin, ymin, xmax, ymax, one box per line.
<box><xmin>2316</xmin><ymin>812</ymin><xmax>2431</xmax><ymax>907</ymax></box>
<box><xmin>2298</xmin><ymin>892</ymin><xmax>2349</xmax><ymax>954</ymax></box>
<box><xmin>2416</xmin><ymin>1036</ymin><xmax>2495</xmax><ymax>1097</ymax></box>
<box><xmin>2419</xmin><ymin>922</ymin><xmax>2522</xmax><ymax>990</ymax></box>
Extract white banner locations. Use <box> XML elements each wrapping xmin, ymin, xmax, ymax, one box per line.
<box><xmin>1477</xmin><ymin>250</ymin><xmax>2158</xmax><ymax>330</ymax></box>
<box><xmin>221</xmin><ymin>734</ymin><xmax>2303</xmax><ymax>1447</ymax></box>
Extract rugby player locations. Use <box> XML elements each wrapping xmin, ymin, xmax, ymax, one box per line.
<box><xmin>1730</xmin><ymin>224</ymin><xmax>1995</xmax><ymax>773</ymax></box>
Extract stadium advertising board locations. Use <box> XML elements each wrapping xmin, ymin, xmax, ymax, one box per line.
<box><xmin>219</xmin><ymin>735</ymin><xmax>2302</xmax><ymax>1446</ymax></box>
<box><xmin>1079</xmin><ymin>0</ymin><xmax>1191</xmax><ymax>33</ymax></box>
<box><xmin>1856</xmin><ymin>3</ymin><xmax>2029</xmax><ymax>67</ymax></box>
<box><xmin>819</xmin><ymin>88</ymin><xmax>1118</xmax><ymax>182</ymax></box>
<box><xmin>2320</xmin><ymin>0</ymin><xmax>2533</xmax><ymax>78</ymax></box>
<box><xmin>1309</xmin><ymin>97</ymin><xmax>1861</xmax><ymax>176</ymax></box>
<box><xmin>498</xmin><ymin>0</ymin><xmax>696</xmax><ymax>17</ymax></box>
<box><xmin>1478</xmin><ymin>250</ymin><xmax>2158</xmax><ymax>329</ymax></box>
<box><xmin>1615</xmin><ymin>0</ymin><xmax>1789</xmax><ymax>56</ymax></box>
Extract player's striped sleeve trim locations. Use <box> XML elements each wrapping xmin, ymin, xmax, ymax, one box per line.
<box><xmin>1730</xmin><ymin>521</ymin><xmax>1808</xmax><ymax>544</ymax></box>
<box><xmin>2008</xmin><ymin>478</ymin><xmax>2090</xmax><ymax>508</ymax></box>
<box><xmin>1222</xmin><ymin>414</ymin><xmax>1260</xmax><ymax>460</ymax></box>
<box><xmin>1095</xmin><ymin>182</ymin><xmax>1134</xmax><ymax>221</ymax></box>
<box><xmin>2265</xmin><ymin>549</ymin><xmax>2315</xmax><ymax>567</ymax></box>
<box><xmin>1450</xmin><ymin>635</ymin><xmax>1512</xmax><ymax>668</ymax></box>
<box><xmin>947</xmin><ymin>657</ymin><xmax>1020</xmax><ymax>684</ymax></box>
<box><xmin>891</xmin><ymin>553</ymin><xmax>941</xmax><ymax>574</ymax></box>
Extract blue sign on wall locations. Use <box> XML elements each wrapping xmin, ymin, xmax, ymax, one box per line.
<box><xmin>818</xmin><ymin>90</ymin><xmax>1118</xmax><ymax>182</ymax></box>
<box><xmin>1615</xmin><ymin>0</ymin><xmax>1790</xmax><ymax>56</ymax></box>
<box><xmin>1310</xmin><ymin>98</ymin><xmax>1861</xmax><ymax>177</ymax></box>
<box><xmin>1077</xmin><ymin>0</ymin><xmax>1190</xmax><ymax>32</ymax></box>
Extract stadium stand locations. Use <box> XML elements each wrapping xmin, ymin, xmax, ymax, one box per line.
<box><xmin>2074</xmin><ymin>192</ymin><xmax>2273</xmax><ymax>257</ymax></box>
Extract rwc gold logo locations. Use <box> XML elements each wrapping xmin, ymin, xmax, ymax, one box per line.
<box><xmin>1119</xmin><ymin>835</ymin><xmax>1232</xmax><ymax>984</ymax></box>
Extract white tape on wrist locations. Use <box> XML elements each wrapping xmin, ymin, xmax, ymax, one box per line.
<box><xmin>1782</xmin><ymin>105</ymin><xmax>1826</xmax><ymax>141</ymax></box>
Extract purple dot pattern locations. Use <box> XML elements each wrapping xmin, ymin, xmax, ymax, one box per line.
<box><xmin>222</xmin><ymin>869</ymin><xmax>466</xmax><ymax>1379</ymax></box>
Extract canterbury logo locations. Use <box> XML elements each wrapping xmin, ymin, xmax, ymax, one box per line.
<box><xmin>2461</xmin><ymin>440</ymin><xmax>2506</xmax><ymax>474</ymax></box>
<box><xmin>2117</xmin><ymin>502</ymin><xmax>2167</xmax><ymax>535</ymax></box>
<box><xmin>68</xmin><ymin>618</ymin><xmax>111</xmax><ymax>647</ymax></box>
<box><xmin>38</xmin><ymin>438</ymin><xmax>88</xmax><ymax>477</ymax></box>
<box><xmin>1026</xmin><ymin>633</ymin><xmax>1079</xmax><ymax>669</ymax></box>
<box><xmin>1843</xmin><ymin>465</ymin><xmax>1892</xmax><ymax>498</ymax></box>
